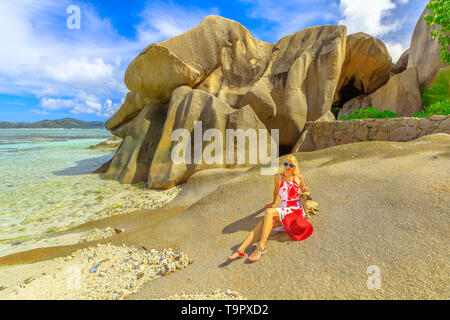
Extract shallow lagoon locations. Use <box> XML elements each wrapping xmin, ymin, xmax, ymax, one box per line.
<box><xmin>0</xmin><ymin>129</ymin><xmax>174</xmax><ymax>256</ymax></box>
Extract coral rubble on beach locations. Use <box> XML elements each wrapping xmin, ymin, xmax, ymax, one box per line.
<box><xmin>0</xmin><ymin>243</ymin><xmax>191</xmax><ymax>300</ymax></box>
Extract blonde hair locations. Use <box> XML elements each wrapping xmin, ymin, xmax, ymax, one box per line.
<box><xmin>282</xmin><ymin>155</ymin><xmax>300</xmax><ymax>177</ymax></box>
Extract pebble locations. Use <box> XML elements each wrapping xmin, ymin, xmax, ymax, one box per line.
<box><xmin>89</xmin><ymin>262</ymin><xmax>101</xmax><ymax>273</ymax></box>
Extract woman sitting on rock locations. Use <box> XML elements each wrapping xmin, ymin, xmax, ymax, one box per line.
<box><xmin>227</xmin><ymin>155</ymin><xmax>314</xmax><ymax>263</ymax></box>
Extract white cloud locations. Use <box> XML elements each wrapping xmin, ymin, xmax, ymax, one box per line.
<box><xmin>102</xmin><ymin>99</ymin><xmax>123</xmax><ymax>118</ymax></box>
<box><xmin>135</xmin><ymin>0</ymin><xmax>220</xmax><ymax>44</ymax></box>
<box><xmin>41</xmin><ymin>98</ymin><xmax>76</xmax><ymax>110</ymax></box>
<box><xmin>0</xmin><ymin>0</ymin><xmax>221</xmax><ymax>119</ymax></box>
<box><xmin>38</xmin><ymin>91</ymin><xmax>123</xmax><ymax>117</ymax></box>
<box><xmin>1</xmin><ymin>0</ymin><xmax>428</xmax><ymax>119</ymax></box>
<box><xmin>385</xmin><ymin>41</ymin><xmax>406</xmax><ymax>62</ymax></box>
<box><xmin>0</xmin><ymin>0</ymin><xmax>128</xmax><ymax>102</ymax></box>
<box><xmin>337</xmin><ymin>0</ymin><xmax>422</xmax><ymax>62</ymax></box>
<box><xmin>40</xmin><ymin>57</ymin><xmax>114</xmax><ymax>89</ymax></box>
<box><xmin>338</xmin><ymin>0</ymin><xmax>403</xmax><ymax>37</ymax></box>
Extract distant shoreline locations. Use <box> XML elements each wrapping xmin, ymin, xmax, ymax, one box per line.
<box><xmin>0</xmin><ymin>117</ymin><xmax>105</xmax><ymax>129</ymax></box>
<box><xmin>0</xmin><ymin>128</ymin><xmax>107</xmax><ymax>130</ymax></box>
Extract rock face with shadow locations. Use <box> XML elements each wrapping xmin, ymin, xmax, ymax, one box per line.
<box><xmin>338</xmin><ymin>67</ymin><xmax>422</xmax><ymax>118</ymax></box>
<box><xmin>235</xmin><ymin>25</ymin><xmax>347</xmax><ymax>146</ymax></box>
<box><xmin>391</xmin><ymin>49</ymin><xmax>410</xmax><ymax>74</ymax></box>
<box><xmin>105</xmin><ymin>92</ymin><xmax>154</xmax><ymax>131</ymax></box>
<box><xmin>148</xmin><ymin>86</ymin><xmax>272</xmax><ymax>189</ymax></box>
<box><xmin>332</xmin><ymin>32</ymin><xmax>392</xmax><ymax>107</ymax></box>
<box><xmin>407</xmin><ymin>1</ymin><xmax>449</xmax><ymax>88</ymax></box>
<box><xmin>102</xmin><ymin>103</ymin><xmax>167</xmax><ymax>184</ymax></box>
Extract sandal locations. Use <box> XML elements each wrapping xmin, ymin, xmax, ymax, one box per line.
<box><xmin>227</xmin><ymin>250</ymin><xmax>245</xmax><ymax>260</ymax></box>
<box><xmin>248</xmin><ymin>245</ymin><xmax>266</xmax><ymax>263</ymax></box>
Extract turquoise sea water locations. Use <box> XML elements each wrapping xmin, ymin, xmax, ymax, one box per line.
<box><xmin>0</xmin><ymin>129</ymin><xmax>121</xmax><ymax>250</ymax></box>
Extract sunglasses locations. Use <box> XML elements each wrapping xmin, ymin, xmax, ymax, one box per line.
<box><xmin>283</xmin><ymin>162</ymin><xmax>294</xmax><ymax>168</ymax></box>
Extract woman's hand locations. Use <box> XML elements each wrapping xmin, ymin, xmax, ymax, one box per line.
<box><xmin>264</xmin><ymin>202</ymin><xmax>275</xmax><ymax>208</ymax></box>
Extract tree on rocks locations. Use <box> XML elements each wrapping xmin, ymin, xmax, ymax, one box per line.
<box><xmin>424</xmin><ymin>0</ymin><xmax>450</xmax><ymax>64</ymax></box>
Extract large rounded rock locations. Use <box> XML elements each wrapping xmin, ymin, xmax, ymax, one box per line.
<box><xmin>124</xmin><ymin>15</ymin><xmax>273</xmax><ymax>105</ymax></box>
<box><xmin>118</xmin><ymin>18</ymin><xmax>347</xmax><ymax>149</ymax></box>
<box><xmin>111</xmin><ymin>120</ymin><xmax>132</xmax><ymax>138</ymax></box>
<box><xmin>338</xmin><ymin>94</ymin><xmax>370</xmax><ymax>119</ymax></box>
<box><xmin>237</xmin><ymin>25</ymin><xmax>347</xmax><ymax>146</ymax></box>
<box><xmin>391</xmin><ymin>49</ymin><xmax>410</xmax><ymax>74</ymax></box>
<box><xmin>148</xmin><ymin>86</ymin><xmax>272</xmax><ymax>189</ymax></box>
<box><xmin>369</xmin><ymin>67</ymin><xmax>422</xmax><ymax>116</ymax></box>
<box><xmin>105</xmin><ymin>92</ymin><xmax>154</xmax><ymax>131</ymax></box>
<box><xmin>333</xmin><ymin>32</ymin><xmax>392</xmax><ymax>106</ymax></box>
<box><xmin>407</xmin><ymin>2</ymin><xmax>448</xmax><ymax>88</ymax></box>
<box><xmin>103</xmin><ymin>102</ymin><xmax>167</xmax><ymax>184</ymax></box>
<box><xmin>338</xmin><ymin>67</ymin><xmax>422</xmax><ymax>118</ymax></box>
<box><xmin>123</xmin><ymin>18</ymin><xmax>347</xmax><ymax>148</ymax></box>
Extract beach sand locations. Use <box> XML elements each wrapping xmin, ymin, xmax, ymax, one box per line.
<box><xmin>1</xmin><ymin>133</ymin><xmax>449</xmax><ymax>299</ymax></box>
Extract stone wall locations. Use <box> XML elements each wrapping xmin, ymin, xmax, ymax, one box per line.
<box><xmin>292</xmin><ymin>115</ymin><xmax>450</xmax><ymax>152</ymax></box>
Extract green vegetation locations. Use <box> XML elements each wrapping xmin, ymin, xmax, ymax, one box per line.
<box><xmin>422</xmin><ymin>69</ymin><xmax>450</xmax><ymax>107</ymax></box>
<box><xmin>412</xmin><ymin>68</ymin><xmax>450</xmax><ymax>117</ymax></box>
<box><xmin>424</xmin><ymin>0</ymin><xmax>450</xmax><ymax>64</ymax></box>
<box><xmin>412</xmin><ymin>99</ymin><xmax>450</xmax><ymax>117</ymax></box>
<box><xmin>339</xmin><ymin>69</ymin><xmax>450</xmax><ymax>119</ymax></box>
<box><xmin>339</xmin><ymin>108</ymin><xmax>399</xmax><ymax>120</ymax></box>
<box><xmin>339</xmin><ymin>102</ymin><xmax>449</xmax><ymax>120</ymax></box>
<box><xmin>0</xmin><ymin>117</ymin><xmax>104</xmax><ymax>129</ymax></box>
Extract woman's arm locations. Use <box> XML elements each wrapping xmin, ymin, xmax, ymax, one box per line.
<box><xmin>264</xmin><ymin>174</ymin><xmax>281</xmax><ymax>208</ymax></box>
<box><xmin>297</xmin><ymin>174</ymin><xmax>309</xmax><ymax>193</ymax></box>
<box><xmin>272</xmin><ymin>174</ymin><xmax>281</xmax><ymax>203</ymax></box>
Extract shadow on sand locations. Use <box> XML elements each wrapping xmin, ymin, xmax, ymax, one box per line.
<box><xmin>52</xmin><ymin>154</ymin><xmax>113</xmax><ymax>176</ymax></box>
<box><xmin>219</xmin><ymin>208</ymin><xmax>292</xmax><ymax>267</ymax></box>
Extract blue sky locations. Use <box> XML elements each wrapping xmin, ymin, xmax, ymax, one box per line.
<box><xmin>0</xmin><ymin>0</ymin><xmax>429</xmax><ymax>122</ymax></box>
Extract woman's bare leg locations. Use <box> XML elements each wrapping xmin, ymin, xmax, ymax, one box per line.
<box><xmin>248</xmin><ymin>208</ymin><xmax>279</xmax><ymax>262</ymax></box>
<box><xmin>237</xmin><ymin>220</ymin><xmax>263</xmax><ymax>252</ymax></box>
<box><xmin>227</xmin><ymin>220</ymin><xmax>263</xmax><ymax>260</ymax></box>
<box><xmin>259</xmin><ymin>208</ymin><xmax>280</xmax><ymax>250</ymax></box>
